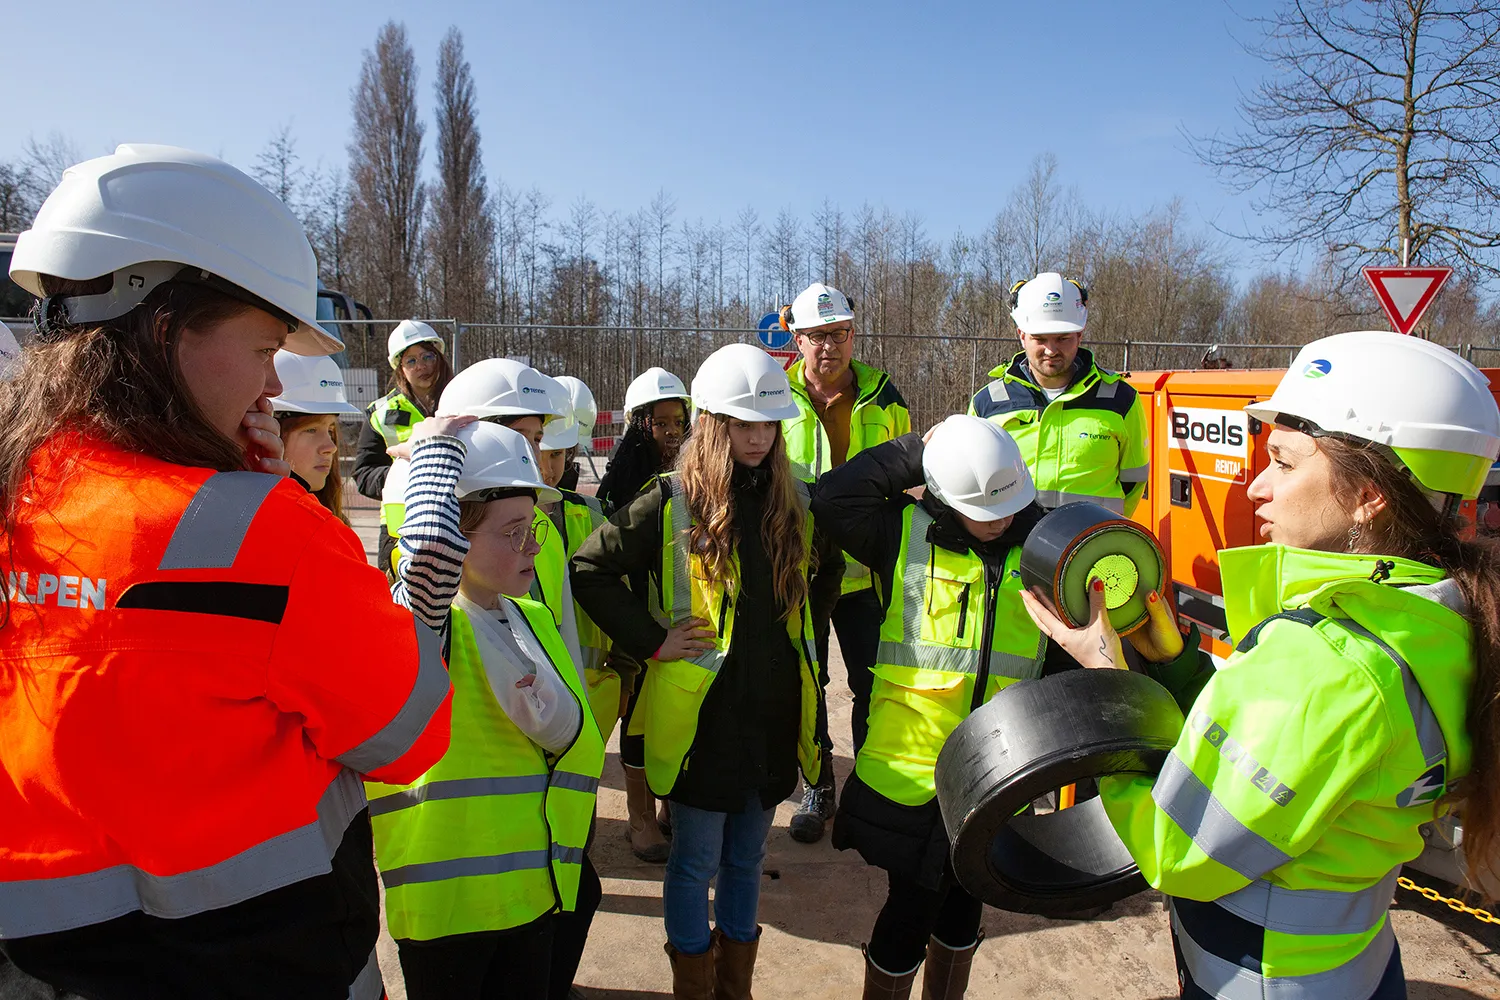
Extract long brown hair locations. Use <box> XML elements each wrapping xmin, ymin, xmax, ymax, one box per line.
<box><xmin>675</xmin><ymin>413</ymin><xmax>808</xmax><ymax>619</ymax></box>
<box><xmin>392</xmin><ymin>343</ymin><xmax>452</xmax><ymax>413</ymax></box>
<box><xmin>1322</xmin><ymin>436</ymin><xmax>1500</xmax><ymax>892</ymax></box>
<box><xmin>275</xmin><ymin>413</ymin><xmax>348</xmax><ymax>525</ymax></box>
<box><xmin>0</xmin><ymin>279</ymin><xmax>252</xmax><ymax>522</ymax></box>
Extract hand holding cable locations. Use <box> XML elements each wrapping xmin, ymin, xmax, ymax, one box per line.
<box><xmin>1021</xmin><ymin>577</ymin><xmax>1126</xmax><ymax>670</ymax></box>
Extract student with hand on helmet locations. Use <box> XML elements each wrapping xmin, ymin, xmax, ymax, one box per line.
<box><xmin>811</xmin><ymin>414</ymin><xmax>1084</xmax><ymax>1000</ymax></box>
<box><xmin>572</xmin><ymin>344</ymin><xmax>842</xmax><ymax>999</ymax></box>
<box><xmin>372</xmin><ymin>415</ymin><xmax>603</xmax><ymax>1000</ymax></box>
<box><xmin>593</xmin><ymin>364</ymin><xmax>693</xmax><ymax>863</ymax></box>
<box><xmin>780</xmin><ymin>281</ymin><xmax>912</xmax><ymax>844</ymax></box>
<box><xmin>0</xmin><ymin>145</ymin><xmax>452</xmax><ymax>999</ymax></box>
<box><xmin>354</xmin><ymin>320</ymin><xmax>453</xmax><ymax>573</ymax></box>
<box><xmin>596</xmin><ymin>366</ymin><xmax>692</xmax><ymax>514</ymax></box>
<box><xmin>1025</xmin><ymin>331</ymin><xmax>1500</xmax><ymax>1000</ymax></box>
<box><xmin>969</xmin><ymin>273</ymin><xmax>1148</xmax><ymax>515</ymax></box>
<box><xmin>270</xmin><ymin>349</ymin><xmax>361</xmax><ymax>522</ymax></box>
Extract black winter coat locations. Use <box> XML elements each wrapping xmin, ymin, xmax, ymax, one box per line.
<box><xmin>811</xmin><ymin>433</ymin><xmax>1079</xmax><ymax>888</ymax></box>
<box><xmin>572</xmin><ymin>464</ymin><xmax>843</xmax><ymax>812</ymax></box>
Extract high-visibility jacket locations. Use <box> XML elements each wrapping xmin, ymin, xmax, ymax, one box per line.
<box><xmin>785</xmin><ymin>358</ymin><xmax>911</xmax><ymax>595</ymax></box>
<box><xmin>369</xmin><ymin>391</ymin><xmax>426</xmax><ymax>530</ymax></box>
<box><xmin>968</xmin><ymin>348</ymin><xmax>1148</xmax><ymax>515</ymax></box>
<box><xmin>532</xmin><ymin>492</ymin><xmax>617</xmax><ymax>729</ymax></box>
<box><xmin>1101</xmin><ymin>545</ymin><xmax>1472</xmax><ymax>999</ymax></box>
<box><xmin>366</xmin><ymin>597</ymin><xmax>604</xmax><ymax>941</ymax></box>
<box><xmin>857</xmin><ymin>505</ymin><xmax>1046</xmax><ymax>806</ymax></box>
<box><xmin>0</xmin><ymin>436</ymin><xmax>452</xmax><ymax>986</ymax></box>
<box><xmin>630</xmin><ymin>473</ymin><xmax>825</xmax><ymax>797</ymax></box>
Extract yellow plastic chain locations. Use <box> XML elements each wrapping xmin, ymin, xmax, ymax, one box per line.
<box><xmin>1397</xmin><ymin>875</ymin><xmax>1500</xmax><ymax>925</ymax></box>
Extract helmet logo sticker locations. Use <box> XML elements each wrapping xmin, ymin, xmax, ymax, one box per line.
<box><xmin>816</xmin><ymin>292</ymin><xmax>836</xmax><ymax>320</ymax></box>
<box><xmin>1302</xmin><ymin>359</ymin><xmax>1332</xmax><ymax>378</ymax></box>
<box><xmin>521</xmin><ymin>385</ymin><xmax>546</xmax><ymax>394</ymax></box>
<box><xmin>319</xmin><ymin>379</ymin><xmax>343</xmax><ymax>388</ymax></box>
<box><xmin>758</xmin><ymin>388</ymin><xmax>787</xmax><ymax>398</ymax></box>
<box><xmin>1045</xmin><ymin>291</ymin><xmax>1061</xmax><ymax>302</ymax></box>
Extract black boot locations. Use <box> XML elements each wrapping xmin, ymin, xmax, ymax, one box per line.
<box><xmin>789</xmin><ymin>752</ymin><xmax>836</xmax><ymax>844</ymax></box>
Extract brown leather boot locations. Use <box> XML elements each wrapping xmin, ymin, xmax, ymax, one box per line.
<box><xmin>665</xmin><ymin>941</ymin><xmax>716</xmax><ymax>1000</ymax></box>
<box><xmin>624</xmin><ymin>765</ymin><xmax>670</xmax><ymax>863</ymax></box>
<box><xmin>921</xmin><ymin>934</ymin><xmax>980</xmax><ymax>1000</ymax></box>
<box><xmin>711</xmin><ymin>926</ymin><xmax>760</xmax><ymax>1000</ymax></box>
<box><xmin>862</xmin><ymin>945</ymin><xmax>918</xmax><ymax>1000</ymax></box>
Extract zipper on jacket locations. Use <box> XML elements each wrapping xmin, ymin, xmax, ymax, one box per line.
<box><xmin>956</xmin><ymin>583</ymin><xmax>971</xmax><ymax>639</ymax></box>
<box><xmin>716</xmin><ymin>590</ymin><xmax>732</xmax><ymax>637</ymax></box>
<box><xmin>970</xmin><ymin>558</ymin><xmax>1002</xmax><ymax>715</ymax></box>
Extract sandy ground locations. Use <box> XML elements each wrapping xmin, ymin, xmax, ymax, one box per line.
<box><xmin>350</xmin><ymin>506</ymin><xmax>1500</xmax><ymax>999</ymax></box>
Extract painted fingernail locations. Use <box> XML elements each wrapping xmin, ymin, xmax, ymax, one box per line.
<box><xmin>1148</xmin><ymin>591</ymin><xmax>1158</xmax><ymax>603</ymax></box>
<box><xmin>1092</xmin><ymin>578</ymin><xmax>1104</xmax><ymax>592</ymax></box>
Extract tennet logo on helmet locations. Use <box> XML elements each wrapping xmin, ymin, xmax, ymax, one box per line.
<box><xmin>521</xmin><ymin>385</ymin><xmax>545</xmax><ymax>394</ymax></box>
<box><xmin>1045</xmin><ymin>291</ymin><xmax>1061</xmax><ymax>303</ymax></box>
<box><xmin>1302</xmin><ymin>359</ymin><xmax>1332</xmax><ymax>379</ymax></box>
<box><xmin>319</xmin><ymin>379</ymin><xmax>344</xmax><ymax>388</ymax></box>
<box><xmin>757</xmin><ymin>388</ymin><xmax>786</xmax><ymax>398</ymax></box>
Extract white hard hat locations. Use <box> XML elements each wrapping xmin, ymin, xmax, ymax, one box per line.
<box><xmin>539</xmin><ymin>374</ymin><xmax>580</xmax><ymax>451</ymax></box>
<box><xmin>270</xmin><ymin>351</ymin><xmax>360</xmax><ymax>415</ymax></box>
<box><xmin>9</xmin><ymin>144</ymin><xmax>339</xmax><ymax>356</ymax></box>
<box><xmin>1012</xmin><ymin>272</ymin><xmax>1088</xmax><ymax>335</ymax></box>
<box><xmin>1246</xmin><ymin>331</ymin><xmax>1500</xmax><ymax>499</ymax></box>
<box><xmin>438</xmin><ymin>358</ymin><xmax>567</xmax><ymax>421</ymax></box>
<box><xmin>923</xmin><ymin>414</ymin><xmax>1037</xmax><ymax>521</ymax></box>
<box><xmin>454</xmin><ymin>421</ymin><xmax>561</xmax><ymax>503</ymax></box>
<box><xmin>786</xmin><ymin>282</ymin><xmax>855</xmax><ymax>331</ymax></box>
<box><xmin>691</xmin><ymin>344</ymin><xmax>801</xmax><ymax>422</ymax></box>
<box><xmin>624</xmin><ymin>366</ymin><xmax>690</xmax><ymax>417</ymax></box>
<box><xmin>387</xmin><ymin>320</ymin><xmax>446</xmax><ymax>369</ymax></box>
<box><xmin>555</xmin><ymin>376</ymin><xmax>598</xmax><ymax>438</ymax></box>
<box><xmin>0</xmin><ymin>321</ymin><xmax>19</xmax><ymax>380</ymax></box>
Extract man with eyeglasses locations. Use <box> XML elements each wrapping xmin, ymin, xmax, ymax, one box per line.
<box><xmin>968</xmin><ymin>272</ymin><xmax>1148</xmax><ymax>516</ymax></box>
<box><xmin>780</xmin><ymin>282</ymin><xmax>911</xmax><ymax>844</ymax></box>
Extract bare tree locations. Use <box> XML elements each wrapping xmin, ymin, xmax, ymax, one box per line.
<box><xmin>22</xmin><ymin>133</ymin><xmax>82</xmax><ymax>206</ymax></box>
<box><xmin>427</xmin><ymin>27</ymin><xmax>496</xmax><ymax>321</ymax></box>
<box><xmin>1193</xmin><ymin>0</ymin><xmax>1500</xmax><ymax>279</ymax></box>
<box><xmin>0</xmin><ymin>163</ymin><xmax>35</xmax><ymax>231</ymax></box>
<box><xmin>733</xmin><ymin>207</ymin><xmax>761</xmax><ymax>321</ymax></box>
<box><xmin>253</xmin><ymin>125</ymin><xmax>305</xmax><ymax>208</ymax></box>
<box><xmin>348</xmin><ymin>21</ymin><xmax>427</xmax><ymax>318</ymax></box>
<box><xmin>1007</xmin><ymin>152</ymin><xmax>1070</xmax><ymax>277</ymax></box>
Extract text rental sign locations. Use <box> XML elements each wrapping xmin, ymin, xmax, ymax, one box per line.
<box><xmin>1169</xmin><ymin>406</ymin><xmax>1251</xmax><ymax>483</ymax></box>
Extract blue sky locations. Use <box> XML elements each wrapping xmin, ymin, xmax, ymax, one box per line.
<box><xmin>7</xmin><ymin>1</ymin><xmax>1269</xmax><ymax>267</ymax></box>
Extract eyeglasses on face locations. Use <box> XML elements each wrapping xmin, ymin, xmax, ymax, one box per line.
<box><xmin>402</xmin><ymin>351</ymin><xmax>440</xmax><ymax>369</ymax></box>
<box><xmin>801</xmin><ymin>326</ymin><xmax>852</xmax><ymax>346</ymax></box>
<box><xmin>474</xmin><ymin>517</ymin><xmax>549</xmax><ymax>552</ymax></box>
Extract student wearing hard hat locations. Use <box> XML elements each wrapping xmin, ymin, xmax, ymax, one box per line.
<box><xmin>593</xmin><ymin>365</ymin><xmax>693</xmax><ymax>862</ymax></box>
<box><xmin>597</xmin><ymin>366</ymin><xmax>692</xmax><ymax>513</ymax></box>
<box><xmin>354</xmin><ymin>320</ymin><xmax>453</xmax><ymax>573</ymax></box>
<box><xmin>378</xmin><ymin>358</ymin><xmax>565</xmax><ymax>578</ymax></box>
<box><xmin>270</xmin><ymin>350</ymin><xmax>361</xmax><ymax>522</ymax></box>
<box><xmin>780</xmin><ymin>281</ymin><xmax>913</xmax><ymax>844</ymax></box>
<box><xmin>572</xmin><ymin>344</ymin><xmax>842</xmax><ymax>999</ymax></box>
<box><xmin>373</xmin><ymin>415</ymin><xmax>604</xmax><ymax>1000</ymax></box>
<box><xmin>553</xmin><ymin>374</ymin><xmax>598</xmax><ymax>493</ymax></box>
<box><xmin>0</xmin><ymin>145</ymin><xmax>451</xmax><ymax>998</ymax></box>
<box><xmin>811</xmin><ymin>414</ymin><xmax>1087</xmax><ymax>1000</ymax></box>
<box><xmin>1025</xmin><ymin>331</ymin><xmax>1500</xmax><ymax>999</ymax></box>
<box><xmin>969</xmin><ymin>273</ymin><xmax>1148</xmax><ymax>515</ymax></box>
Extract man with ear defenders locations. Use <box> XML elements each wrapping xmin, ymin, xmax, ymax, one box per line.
<box><xmin>780</xmin><ymin>281</ymin><xmax>912</xmax><ymax>846</ymax></box>
<box><xmin>969</xmin><ymin>272</ymin><xmax>1148</xmax><ymax>516</ymax></box>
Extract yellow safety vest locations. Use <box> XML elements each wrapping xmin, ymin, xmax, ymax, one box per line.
<box><xmin>369</xmin><ymin>392</ymin><xmax>427</xmax><ymax>532</ymax></box>
<box><xmin>531</xmin><ymin>493</ymin><xmax>618</xmax><ymax>731</ymax></box>
<box><xmin>365</xmin><ymin>597</ymin><xmax>604</xmax><ymax>941</ymax></box>
<box><xmin>629</xmin><ymin>473</ymin><xmax>825</xmax><ymax>797</ymax></box>
<box><xmin>857</xmin><ymin>505</ymin><xmax>1045</xmax><ymax>806</ymax></box>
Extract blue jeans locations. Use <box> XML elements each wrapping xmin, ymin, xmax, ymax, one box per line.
<box><xmin>662</xmin><ymin>793</ymin><xmax>776</xmax><ymax>955</ymax></box>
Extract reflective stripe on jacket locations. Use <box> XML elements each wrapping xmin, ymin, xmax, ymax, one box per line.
<box><xmin>366</xmin><ymin>597</ymin><xmax>603</xmax><ymax>941</ymax></box>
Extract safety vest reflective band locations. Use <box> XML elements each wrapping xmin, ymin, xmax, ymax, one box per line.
<box><xmin>969</xmin><ymin>349</ymin><xmax>1148</xmax><ymax>516</ymax></box>
<box><xmin>784</xmin><ymin>358</ymin><xmax>911</xmax><ymax>595</ymax></box>
<box><xmin>1153</xmin><ymin>608</ymin><xmax>1448</xmax><ymax>995</ymax></box>
<box><xmin>857</xmin><ymin>505</ymin><xmax>1045</xmax><ymax>807</ymax></box>
<box><xmin>632</xmin><ymin>473</ymin><xmax>825</xmax><ymax>797</ymax></box>
<box><xmin>531</xmin><ymin>493</ymin><xmax>618</xmax><ymax>729</ymax></box>
<box><xmin>366</xmin><ymin>597</ymin><xmax>603</xmax><ymax>941</ymax></box>
<box><xmin>0</xmin><ymin>444</ymin><xmax>451</xmax><ymax>942</ymax></box>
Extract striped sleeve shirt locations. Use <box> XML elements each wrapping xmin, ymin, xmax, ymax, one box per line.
<box><xmin>391</xmin><ymin>435</ymin><xmax>469</xmax><ymax>633</ymax></box>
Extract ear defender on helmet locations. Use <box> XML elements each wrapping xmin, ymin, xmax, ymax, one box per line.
<box><xmin>1009</xmin><ymin>279</ymin><xmax>1029</xmax><ymax>310</ymax></box>
<box><xmin>779</xmin><ymin>304</ymin><xmax>794</xmax><ymax>332</ymax></box>
<box><xmin>1067</xmin><ymin>278</ymin><xmax>1090</xmax><ymax>306</ymax></box>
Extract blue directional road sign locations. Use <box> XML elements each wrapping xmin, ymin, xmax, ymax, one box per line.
<box><xmin>757</xmin><ymin>311</ymin><xmax>792</xmax><ymax>350</ymax></box>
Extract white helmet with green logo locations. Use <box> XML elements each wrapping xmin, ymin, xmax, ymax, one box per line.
<box><xmin>438</xmin><ymin>358</ymin><xmax>565</xmax><ymax>421</ymax></box>
<box><xmin>691</xmin><ymin>344</ymin><xmax>800</xmax><ymax>422</ymax></box>
<box><xmin>1246</xmin><ymin>331</ymin><xmax>1500</xmax><ymax>499</ymax></box>
<box><xmin>923</xmin><ymin>414</ymin><xmax>1036</xmax><ymax>521</ymax></box>
<box><xmin>453</xmin><ymin>422</ymin><xmax>560</xmax><ymax>503</ymax></box>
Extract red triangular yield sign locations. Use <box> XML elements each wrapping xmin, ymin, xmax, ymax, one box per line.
<box><xmin>1362</xmin><ymin>266</ymin><xmax>1452</xmax><ymax>335</ymax></box>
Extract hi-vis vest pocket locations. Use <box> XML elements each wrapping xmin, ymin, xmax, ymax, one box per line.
<box><xmin>919</xmin><ymin>561</ymin><xmax>984</xmax><ymax>646</ymax></box>
<box><xmin>860</xmin><ymin>664</ymin><xmax>969</xmax><ymax>804</ymax></box>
